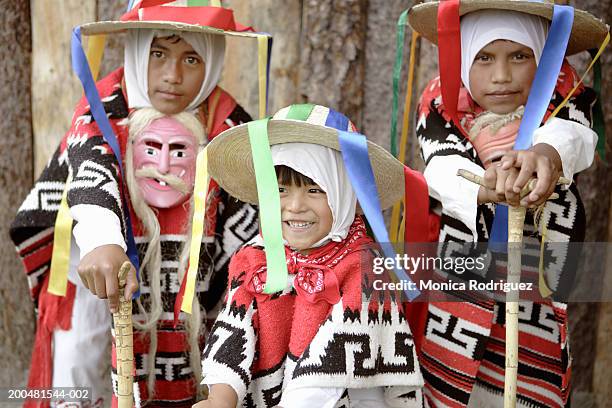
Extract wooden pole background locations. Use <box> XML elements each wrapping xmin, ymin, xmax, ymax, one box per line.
<box><xmin>1</xmin><ymin>1</ymin><xmax>610</xmax><ymax>405</ymax></box>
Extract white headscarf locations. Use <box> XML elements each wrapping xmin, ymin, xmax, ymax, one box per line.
<box><xmin>271</xmin><ymin>143</ymin><xmax>357</xmax><ymax>248</ymax></box>
<box><xmin>124</xmin><ymin>29</ymin><xmax>226</xmax><ymax>111</ymax></box>
<box><xmin>460</xmin><ymin>9</ymin><xmax>549</xmax><ymax>95</ymax></box>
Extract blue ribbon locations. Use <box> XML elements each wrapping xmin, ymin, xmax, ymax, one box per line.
<box><xmin>325</xmin><ymin>108</ymin><xmax>350</xmax><ymax>131</ymax></box>
<box><xmin>490</xmin><ymin>5</ymin><xmax>574</xmax><ymax>247</ymax></box>
<box><xmin>71</xmin><ymin>26</ymin><xmax>141</xmax><ymax>291</ymax></box>
<box><xmin>338</xmin><ymin>131</ymin><xmax>420</xmax><ymax>301</ymax></box>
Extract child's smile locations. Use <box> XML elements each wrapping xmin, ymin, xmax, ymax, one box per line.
<box><xmin>279</xmin><ymin>182</ymin><xmax>333</xmax><ymax>254</ymax></box>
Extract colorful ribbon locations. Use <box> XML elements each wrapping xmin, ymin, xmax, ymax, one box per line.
<box><xmin>437</xmin><ymin>0</ymin><xmax>467</xmax><ymax>138</ymax></box>
<box><xmin>337</xmin><ymin>131</ymin><xmax>420</xmax><ymax>301</ymax></box>
<box><xmin>71</xmin><ymin>26</ymin><xmax>141</xmax><ymax>285</ymax></box>
<box><xmin>390</xmin><ymin>9</ymin><xmax>409</xmax><ymax>158</ymax></box>
<box><xmin>490</xmin><ymin>5</ymin><xmax>574</xmax><ymax>246</ymax></box>
<box><xmin>122</xmin><ymin>4</ymin><xmax>253</xmax><ymax>32</ymax></box>
<box><xmin>181</xmin><ymin>147</ymin><xmax>209</xmax><ymax>313</ymax></box>
<box><xmin>257</xmin><ymin>34</ymin><xmax>273</xmax><ymax>119</ymax></box>
<box><xmin>390</xmin><ymin>23</ymin><xmax>419</xmax><ymax>242</ymax></box>
<box><xmin>48</xmin><ymin>174</ymin><xmax>73</xmax><ymax>296</ymax></box>
<box><xmin>248</xmin><ymin>119</ymin><xmax>288</xmax><ymax>293</ymax></box>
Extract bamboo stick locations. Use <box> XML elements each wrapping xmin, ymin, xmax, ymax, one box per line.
<box><xmin>457</xmin><ymin>169</ymin><xmax>566</xmax><ymax>408</ymax></box>
<box><xmin>113</xmin><ymin>262</ymin><xmax>135</xmax><ymax>408</ymax></box>
<box><xmin>504</xmin><ymin>205</ymin><xmax>526</xmax><ymax>408</ymax></box>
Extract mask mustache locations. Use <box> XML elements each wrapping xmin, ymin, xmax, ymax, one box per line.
<box><xmin>135</xmin><ymin>167</ymin><xmax>190</xmax><ymax>194</ymax></box>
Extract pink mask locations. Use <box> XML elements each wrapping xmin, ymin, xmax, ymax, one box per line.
<box><xmin>132</xmin><ymin>117</ymin><xmax>198</xmax><ymax>208</ymax></box>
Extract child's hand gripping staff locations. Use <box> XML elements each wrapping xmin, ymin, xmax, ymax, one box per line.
<box><xmin>113</xmin><ymin>261</ymin><xmax>136</xmax><ymax>408</ymax></box>
<box><xmin>458</xmin><ymin>169</ymin><xmax>569</xmax><ymax>408</ymax></box>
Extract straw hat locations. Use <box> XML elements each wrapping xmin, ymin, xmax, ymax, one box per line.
<box><xmin>409</xmin><ymin>0</ymin><xmax>608</xmax><ymax>55</ymax></box>
<box><xmin>207</xmin><ymin>104</ymin><xmax>405</xmax><ymax>210</ymax></box>
<box><xmin>80</xmin><ymin>0</ymin><xmax>262</xmax><ymax>39</ymax></box>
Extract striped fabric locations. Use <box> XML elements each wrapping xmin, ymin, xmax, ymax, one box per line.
<box><xmin>272</xmin><ymin>104</ymin><xmax>358</xmax><ymax>132</ymax></box>
<box><xmin>129</xmin><ymin>0</ymin><xmax>223</xmax><ymax>12</ymax></box>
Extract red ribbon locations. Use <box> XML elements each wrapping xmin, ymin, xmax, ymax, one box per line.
<box><xmin>437</xmin><ymin>0</ymin><xmax>468</xmax><ymax>138</ymax></box>
<box><xmin>121</xmin><ymin>4</ymin><xmax>254</xmax><ymax>33</ymax></box>
<box><xmin>403</xmin><ymin>166</ymin><xmax>431</xmax><ymax>243</ymax></box>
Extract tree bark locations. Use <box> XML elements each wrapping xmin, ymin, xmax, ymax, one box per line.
<box><xmin>30</xmin><ymin>0</ymin><xmax>96</xmax><ymax>174</ymax></box>
<box><xmin>566</xmin><ymin>0</ymin><xmax>612</xmax><ymax>405</ymax></box>
<box><xmin>299</xmin><ymin>0</ymin><xmax>368</xmax><ymax>129</ymax></box>
<box><xmin>0</xmin><ymin>0</ymin><xmax>34</xmax><ymax>387</ymax></box>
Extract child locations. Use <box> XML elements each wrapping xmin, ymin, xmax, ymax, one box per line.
<box><xmin>408</xmin><ymin>1</ymin><xmax>607</xmax><ymax>407</ymax></box>
<box><xmin>10</xmin><ymin>2</ymin><xmax>260</xmax><ymax>406</ymax></box>
<box><xmin>194</xmin><ymin>104</ymin><xmax>425</xmax><ymax>408</ymax></box>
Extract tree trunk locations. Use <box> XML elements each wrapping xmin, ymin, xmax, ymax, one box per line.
<box><xmin>567</xmin><ymin>0</ymin><xmax>612</xmax><ymax>406</ymax></box>
<box><xmin>299</xmin><ymin>0</ymin><xmax>368</xmax><ymax>129</ymax></box>
<box><xmin>0</xmin><ymin>0</ymin><xmax>34</xmax><ymax>387</ymax></box>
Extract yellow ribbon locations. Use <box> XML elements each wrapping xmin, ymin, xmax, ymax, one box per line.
<box><xmin>549</xmin><ymin>32</ymin><xmax>610</xmax><ymax>119</ymax></box>
<box><xmin>538</xmin><ymin>220</ymin><xmax>553</xmax><ymax>298</ymax></box>
<box><xmin>257</xmin><ymin>34</ymin><xmax>269</xmax><ymax>119</ymax></box>
<box><xmin>86</xmin><ymin>35</ymin><xmax>107</xmax><ymax>81</ymax></box>
<box><xmin>48</xmin><ymin>174</ymin><xmax>73</xmax><ymax>296</ymax></box>
<box><xmin>48</xmin><ymin>35</ymin><xmax>107</xmax><ymax>297</ymax></box>
<box><xmin>390</xmin><ymin>31</ymin><xmax>419</xmax><ymax>242</ymax></box>
<box><xmin>181</xmin><ymin>146</ymin><xmax>209</xmax><ymax>313</ymax></box>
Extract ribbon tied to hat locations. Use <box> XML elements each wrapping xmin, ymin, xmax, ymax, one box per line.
<box><xmin>121</xmin><ymin>0</ymin><xmax>253</xmax><ymax>33</ymax></box>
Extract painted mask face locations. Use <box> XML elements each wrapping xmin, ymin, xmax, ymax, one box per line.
<box><xmin>132</xmin><ymin>117</ymin><xmax>198</xmax><ymax>208</ymax></box>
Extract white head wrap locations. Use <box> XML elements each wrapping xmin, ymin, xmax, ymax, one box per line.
<box><xmin>460</xmin><ymin>9</ymin><xmax>549</xmax><ymax>95</ymax></box>
<box><xmin>271</xmin><ymin>143</ymin><xmax>357</xmax><ymax>248</ymax></box>
<box><xmin>124</xmin><ymin>29</ymin><xmax>226</xmax><ymax>111</ymax></box>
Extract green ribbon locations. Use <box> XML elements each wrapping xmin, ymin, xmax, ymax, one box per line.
<box><xmin>187</xmin><ymin>0</ymin><xmax>210</xmax><ymax>6</ymax></box>
<box><xmin>248</xmin><ymin>118</ymin><xmax>288</xmax><ymax>293</ymax></box>
<box><xmin>286</xmin><ymin>103</ymin><xmax>315</xmax><ymax>120</ymax></box>
<box><xmin>390</xmin><ymin>9</ymin><xmax>409</xmax><ymax>158</ymax></box>
<box><xmin>589</xmin><ymin>49</ymin><xmax>606</xmax><ymax>161</ymax></box>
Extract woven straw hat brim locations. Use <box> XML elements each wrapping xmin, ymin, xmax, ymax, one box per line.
<box><xmin>80</xmin><ymin>20</ymin><xmax>263</xmax><ymax>39</ymax></box>
<box><xmin>207</xmin><ymin>120</ymin><xmax>405</xmax><ymax>211</ymax></box>
<box><xmin>408</xmin><ymin>0</ymin><xmax>609</xmax><ymax>55</ymax></box>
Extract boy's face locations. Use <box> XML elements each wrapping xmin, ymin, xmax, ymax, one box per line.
<box><xmin>279</xmin><ymin>181</ymin><xmax>333</xmax><ymax>254</ymax></box>
<box><xmin>469</xmin><ymin>40</ymin><xmax>537</xmax><ymax>114</ymax></box>
<box><xmin>147</xmin><ymin>36</ymin><xmax>206</xmax><ymax>114</ymax></box>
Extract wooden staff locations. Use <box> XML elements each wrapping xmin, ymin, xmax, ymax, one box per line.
<box><xmin>113</xmin><ymin>261</ymin><xmax>135</xmax><ymax>408</ymax></box>
<box><xmin>457</xmin><ymin>169</ymin><xmax>568</xmax><ymax>408</ymax></box>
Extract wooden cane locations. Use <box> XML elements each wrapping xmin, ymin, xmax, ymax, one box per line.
<box><xmin>113</xmin><ymin>261</ymin><xmax>135</xmax><ymax>408</ymax></box>
<box><xmin>457</xmin><ymin>170</ymin><xmax>569</xmax><ymax>408</ymax></box>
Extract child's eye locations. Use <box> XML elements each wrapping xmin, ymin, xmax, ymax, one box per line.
<box><xmin>512</xmin><ymin>53</ymin><xmax>531</xmax><ymax>61</ymax></box>
<box><xmin>185</xmin><ymin>56</ymin><xmax>201</xmax><ymax>65</ymax></box>
<box><xmin>308</xmin><ymin>188</ymin><xmax>325</xmax><ymax>194</ymax></box>
<box><xmin>475</xmin><ymin>54</ymin><xmax>491</xmax><ymax>63</ymax></box>
<box><xmin>278</xmin><ymin>187</ymin><xmax>286</xmax><ymax>193</ymax></box>
<box><xmin>150</xmin><ymin>50</ymin><xmax>164</xmax><ymax>59</ymax></box>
